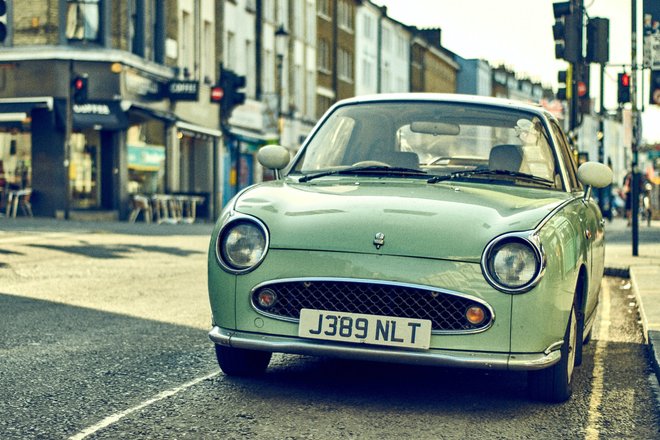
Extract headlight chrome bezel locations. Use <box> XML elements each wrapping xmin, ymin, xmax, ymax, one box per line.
<box><xmin>481</xmin><ymin>231</ymin><xmax>545</xmax><ymax>294</ymax></box>
<box><xmin>215</xmin><ymin>214</ymin><xmax>269</xmax><ymax>274</ymax></box>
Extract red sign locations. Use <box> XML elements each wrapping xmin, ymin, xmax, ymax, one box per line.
<box><xmin>210</xmin><ymin>86</ymin><xmax>224</xmax><ymax>102</ymax></box>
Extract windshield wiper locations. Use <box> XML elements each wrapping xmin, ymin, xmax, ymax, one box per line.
<box><xmin>298</xmin><ymin>165</ymin><xmax>427</xmax><ymax>183</ymax></box>
<box><xmin>427</xmin><ymin>169</ymin><xmax>555</xmax><ymax>187</ymax></box>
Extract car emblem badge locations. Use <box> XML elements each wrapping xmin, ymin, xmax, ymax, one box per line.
<box><xmin>373</xmin><ymin>232</ymin><xmax>385</xmax><ymax>249</ymax></box>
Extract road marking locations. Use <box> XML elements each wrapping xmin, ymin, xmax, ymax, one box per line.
<box><xmin>585</xmin><ymin>281</ymin><xmax>611</xmax><ymax>440</ymax></box>
<box><xmin>68</xmin><ymin>371</ymin><xmax>220</xmax><ymax>440</ymax></box>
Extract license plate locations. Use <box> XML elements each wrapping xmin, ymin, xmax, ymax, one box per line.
<box><xmin>298</xmin><ymin>309</ymin><xmax>431</xmax><ymax>349</ymax></box>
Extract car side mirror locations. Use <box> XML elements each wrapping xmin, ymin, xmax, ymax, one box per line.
<box><xmin>257</xmin><ymin>145</ymin><xmax>290</xmax><ymax>178</ymax></box>
<box><xmin>577</xmin><ymin>161</ymin><xmax>613</xmax><ymax>201</ymax></box>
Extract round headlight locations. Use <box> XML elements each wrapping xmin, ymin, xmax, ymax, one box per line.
<box><xmin>217</xmin><ymin>218</ymin><xmax>268</xmax><ymax>272</ymax></box>
<box><xmin>483</xmin><ymin>237</ymin><xmax>542</xmax><ymax>292</ymax></box>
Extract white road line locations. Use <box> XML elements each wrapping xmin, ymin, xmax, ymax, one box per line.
<box><xmin>68</xmin><ymin>371</ymin><xmax>220</xmax><ymax>440</ymax></box>
<box><xmin>585</xmin><ymin>281</ymin><xmax>611</xmax><ymax>440</ymax></box>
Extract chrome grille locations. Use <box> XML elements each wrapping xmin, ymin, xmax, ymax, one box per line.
<box><xmin>251</xmin><ymin>279</ymin><xmax>492</xmax><ymax>332</ymax></box>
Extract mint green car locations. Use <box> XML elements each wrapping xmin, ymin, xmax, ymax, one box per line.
<box><xmin>208</xmin><ymin>94</ymin><xmax>612</xmax><ymax>402</ymax></box>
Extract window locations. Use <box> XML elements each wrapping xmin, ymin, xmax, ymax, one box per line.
<box><xmin>382</xmin><ymin>28</ymin><xmax>391</xmax><ymax>52</ymax></box>
<box><xmin>338</xmin><ymin>0</ymin><xmax>354</xmax><ymax>31</ymax></box>
<box><xmin>306</xmin><ymin>70</ymin><xmax>315</xmax><ymax>118</ymax></box>
<box><xmin>318</xmin><ymin>0</ymin><xmax>330</xmax><ymax>18</ymax></box>
<box><xmin>338</xmin><ymin>47</ymin><xmax>353</xmax><ymax>81</ymax></box>
<box><xmin>550</xmin><ymin>121</ymin><xmax>579</xmax><ymax>190</ymax></box>
<box><xmin>362</xmin><ymin>59</ymin><xmax>372</xmax><ymax>89</ymax></box>
<box><xmin>264</xmin><ymin>0</ymin><xmax>275</xmax><ymax>22</ymax></box>
<box><xmin>181</xmin><ymin>10</ymin><xmax>194</xmax><ymax>76</ymax></box>
<box><xmin>295</xmin><ymin>64</ymin><xmax>304</xmax><ymax>113</ymax></box>
<box><xmin>226</xmin><ymin>31</ymin><xmax>236</xmax><ymax>70</ymax></box>
<box><xmin>66</xmin><ymin>0</ymin><xmax>100</xmax><ymax>41</ymax></box>
<box><xmin>294</xmin><ymin>0</ymin><xmax>304</xmax><ymax>37</ymax></box>
<box><xmin>202</xmin><ymin>20</ymin><xmax>214</xmax><ymax>83</ymax></box>
<box><xmin>363</xmin><ymin>15</ymin><xmax>373</xmax><ymax>39</ymax></box>
<box><xmin>317</xmin><ymin>39</ymin><xmax>330</xmax><ymax>72</ymax></box>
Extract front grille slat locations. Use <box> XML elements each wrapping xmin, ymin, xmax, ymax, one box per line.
<box><xmin>252</xmin><ymin>280</ymin><xmax>492</xmax><ymax>333</ymax></box>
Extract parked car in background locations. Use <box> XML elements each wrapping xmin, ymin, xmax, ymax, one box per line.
<box><xmin>208</xmin><ymin>94</ymin><xmax>612</xmax><ymax>402</ymax></box>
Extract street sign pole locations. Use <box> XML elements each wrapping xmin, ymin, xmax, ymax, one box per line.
<box><xmin>631</xmin><ymin>0</ymin><xmax>640</xmax><ymax>256</ymax></box>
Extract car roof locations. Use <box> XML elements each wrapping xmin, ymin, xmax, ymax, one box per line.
<box><xmin>335</xmin><ymin>93</ymin><xmax>554</xmax><ymax>121</ymax></box>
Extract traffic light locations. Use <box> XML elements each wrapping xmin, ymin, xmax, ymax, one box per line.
<box><xmin>0</xmin><ymin>0</ymin><xmax>8</xmax><ymax>45</ymax></box>
<box><xmin>71</xmin><ymin>74</ymin><xmax>88</xmax><ymax>104</ymax></box>
<box><xmin>650</xmin><ymin>70</ymin><xmax>660</xmax><ymax>106</ymax></box>
<box><xmin>216</xmin><ymin>69</ymin><xmax>246</xmax><ymax>118</ymax></box>
<box><xmin>586</xmin><ymin>17</ymin><xmax>609</xmax><ymax>64</ymax></box>
<box><xmin>552</xmin><ymin>1</ymin><xmax>581</xmax><ymax>63</ymax></box>
<box><xmin>617</xmin><ymin>72</ymin><xmax>631</xmax><ymax>104</ymax></box>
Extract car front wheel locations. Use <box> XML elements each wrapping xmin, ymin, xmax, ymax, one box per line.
<box><xmin>528</xmin><ymin>305</ymin><xmax>577</xmax><ymax>403</ymax></box>
<box><xmin>214</xmin><ymin>345</ymin><xmax>272</xmax><ymax>376</ymax></box>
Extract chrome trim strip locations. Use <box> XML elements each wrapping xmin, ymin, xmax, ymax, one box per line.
<box><xmin>544</xmin><ymin>340</ymin><xmax>564</xmax><ymax>355</ymax></box>
<box><xmin>534</xmin><ymin>196</ymin><xmax>581</xmax><ymax>233</ymax></box>
<box><xmin>209</xmin><ymin>326</ymin><xmax>561</xmax><ymax>371</ymax></box>
<box><xmin>249</xmin><ymin>277</ymin><xmax>496</xmax><ymax>335</ymax></box>
<box><xmin>214</xmin><ymin>213</ymin><xmax>270</xmax><ymax>274</ymax></box>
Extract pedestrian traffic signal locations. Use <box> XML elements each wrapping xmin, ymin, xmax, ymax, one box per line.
<box><xmin>617</xmin><ymin>72</ymin><xmax>631</xmax><ymax>104</ymax></box>
<box><xmin>586</xmin><ymin>17</ymin><xmax>609</xmax><ymax>64</ymax></box>
<box><xmin>552</xmin><ymin>1</ymin><xmax>581</xmax><ymax>63</ymax></box>
<box><xmin>216</xmin><ymin>69</ymin><xmax>246</xmax><ymax>119</ymax></box>
<box><xmin>0</xmin><ymin>0</ymin><xmax>8</xmax><ymax>44</ymax></box>
<box><xmin>72</xmin><ymin>74</ymin><xmax>88</xmax><ymax>104</ymax></box>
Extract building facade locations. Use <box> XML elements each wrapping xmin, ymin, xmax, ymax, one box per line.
<box><xmin>409</xmin><ymin>29</ymin><xmax>458</xmax><ymax>94</ymax></box>
<box><xmin>0</xmin><ymin>0</ymin><xmax>222</xmax><ymax>221</ymax></box>
<box><xmin>316</xmin><ymin>0</ymin><xmax>356</xmax><ymax>118</ymax></box>
<box><xmin>456</xmin><ymin>57</ymin><xmax>492</xmax><ymax>97</ymax></box>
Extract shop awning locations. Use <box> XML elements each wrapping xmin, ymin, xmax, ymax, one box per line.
<box><xmin>229</xmin><ymin>126</ymin><xmax>279</xmax><ymax>148</ymax></box>
<box><xmin>55</xmin><ymin>99</ymin><xmax>129</xmax><ymax>130</ymax></box>
<box><xmin>0</xmin><ymin>97</ymin><xmax>53</xmax><ymax>125</ymax></box>
<box><xmin>176</xmin><ymin>121</ymin><xmax>222</xmax><ymax>139</ymax></box>
<box><xmin>127</xmin><ymin>103</ymin><xmax>178</xmax><ymax>123</ymax></box>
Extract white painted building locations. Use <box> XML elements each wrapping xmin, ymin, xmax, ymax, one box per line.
<box><xmin>355</xmin><ymin>1</ymin><xmax>410</xmax><ymax>96</ymax></box>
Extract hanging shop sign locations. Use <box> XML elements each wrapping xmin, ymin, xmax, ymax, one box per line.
<box><xmin>167</xmin><ymin>80</ymin><xmax>199</xmax><ymax>101</ymax></box>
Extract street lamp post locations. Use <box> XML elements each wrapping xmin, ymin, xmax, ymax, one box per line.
<box><xmin>275</xmin><ymin>25</ymin><xmax>289</xmax><ymax>143</ymax></box>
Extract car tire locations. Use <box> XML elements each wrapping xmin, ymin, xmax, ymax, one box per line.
<box><xmin>214</xmin><ymin>345</ymin><xmax>272</xmax><ymax>376</ymax></box>
<box><xmin>528</xmin><ymin>305</ymin><xmax>577</xmax><ymax>403</ymax></box>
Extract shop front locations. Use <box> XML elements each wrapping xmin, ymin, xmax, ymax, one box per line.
<box><xmin>0</xmin><ymin>59</ymin><xmax>223</xmax><ymax>222</ymax></box>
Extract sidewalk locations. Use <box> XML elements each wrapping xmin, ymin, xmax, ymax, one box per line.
<box><xmin>605</xmin><ymin>218</ymin><xmax>660</xmax><ymax>386</ymax></box>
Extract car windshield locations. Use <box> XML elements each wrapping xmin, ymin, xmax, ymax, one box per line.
<box><xmin>290</xmin><ymin>101</ymin><xmax>561</xmax><ymax>189</ymax></box>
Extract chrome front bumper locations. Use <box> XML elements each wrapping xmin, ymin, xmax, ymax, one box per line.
<box><xmin>208</xmin><ymin>326</ymin><xmax>561</xmax><ymax>371</ymax></box>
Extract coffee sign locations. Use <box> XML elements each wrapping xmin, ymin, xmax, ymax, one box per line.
<box><xmin>168</xmin><ymin>80</ymin><xmax>199</xmax><ymax>101</ymax></box>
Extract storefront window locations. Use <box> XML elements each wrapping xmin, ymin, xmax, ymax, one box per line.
<box><xmin>69</xmin><ymin>130</ymin><xmax>100</xmax><ymax>209</ymax></box>
<box><xmin>126</xmin><ymin>124</ymin><xmax>166</xmax><ymax>195</ymax></box>
<box><xmin>0</xmin><ymin>131</ymin><xmax>31</xmax><ymax>192</ymax></box>
<box><xmin>66</xmin><ymin>0</ymin><xmax>100</xmax><ymax>42</ymax></box>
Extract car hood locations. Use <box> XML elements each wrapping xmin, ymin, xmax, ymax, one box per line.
<box><xmin>232</xmin><ymin>179</ymin><xmax>571</xmax><ymax>263</ymax></box>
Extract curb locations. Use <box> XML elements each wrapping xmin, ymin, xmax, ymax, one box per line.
<box><xmin>605</xmin><ymin>264</ymin><xmax>660</xmax><ymax>390</ymax></box>
<box><xmin>650</xmin><ymin>331</ymin><xmax>660</xmax><ymax>382</ymax></box>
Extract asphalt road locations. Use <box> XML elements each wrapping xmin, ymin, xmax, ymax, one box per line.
<box><xmin>0</xmin><ymin>222</ymin><xmax>659</xmax><ymax>439</ymax></box>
